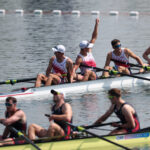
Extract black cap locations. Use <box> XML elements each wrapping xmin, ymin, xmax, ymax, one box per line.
<box><xmin>51</xmin><ymin>89</ymin><xmax>58</xmax><ymax>95</ymax></box>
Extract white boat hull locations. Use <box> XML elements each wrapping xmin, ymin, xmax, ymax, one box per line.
<box><xmin>0</xmin><ymin>72</ymin><xmax>150</xmax><ymax>101</ymax></box>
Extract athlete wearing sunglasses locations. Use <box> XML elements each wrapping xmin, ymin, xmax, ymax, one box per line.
<box><xmin>102</xmin><ymin>39</ymin><xmax>145</xmax><ymax>77</ymax></box>
<box><xmin>0</xmin><ymin>97</ymin><xmax>27</xmax><ymax>146</ymax></box>
<box><xmin>94</xmin><ymin>88</ymin><xmax>140</xmax><ymax>135</ymax></box>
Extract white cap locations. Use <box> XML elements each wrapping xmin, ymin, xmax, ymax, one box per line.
<box><xmin>52</xmin><ymin>45</ymin><xmax>66</xmax><ymax>53</ymax></box>
<box><xmin>79</xmin><ymin>40</ymin><xmax>94</xmax><ymax>49</ymax></box>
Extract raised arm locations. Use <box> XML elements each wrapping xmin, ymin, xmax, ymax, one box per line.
<box><xmin>143</xmin><ymin>47</ymin><xmax>150</xmax><ymax>64</ymax></box>
<box><xmin>88</xmin><ymin>18</ymin><xmax>99</xmax><ymax>53</ymax></box>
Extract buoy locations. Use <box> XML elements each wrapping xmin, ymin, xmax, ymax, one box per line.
<box><xmin>52</xmin><ymin>10</ymin><xmax>61</xmax><ymax>15</ymax></box>
<box><xmin>109</xmin><ymin>11</ymin><xmax>119</xmax><ymax>16</ymax></box>
<box><xmin>34</xmin><ymin>10</ymin><xmax>43</xmax><ymax>15</ymax></box>
<box><xmin>91</xmin><ymin>11</ymin><xmax>100</xmax><ymax>15</ymax></box>
<box><xmin>71</xmin><ymin>10</ymin><xmax>80</xmax><ymax>15</ymax></box>
<box><xmin>15</xmin><ymin>9</ymin><xmax>24</xmax><ymax>15</ymax></box>
<box><xmin>0</xmin><ymin>9</ymin><xmax>5</xmax><ymax>15</ymax></box>
<box><xmin>129</xmin><ymin>11</ymin><xmax>139</xmax><ymax>16</ymax></box>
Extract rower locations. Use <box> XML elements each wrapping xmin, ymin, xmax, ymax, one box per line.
<box><xmin>72</xmin><ymin>18</ymin><xmax>99</xmax><ymax>82</ymax></box>
<box><xmin>28</xmin><ymin>89</ymin><xmax>73</xmax><ymax>140</ymax></box>
<box><xmin>94</xmin><ymin>88</ymin><xmax>140</xmax><ymax>135</ymax></box>
<box><xmin>143</xmin><ymin>46</ymin><xmax>150</xmax><ymax>65</ymax></box>
<box><xmin>0</xmin><ymin>97</ymin><xmax>27</xmax><ymax>145</ymax></box>
<box><xmin>35</xmin><ymin>44</ymin><xmax>74</xmax><ymax>87</ymax></box>
<box><xmin>102</xmin><ymin>39</ymin><xmax>145</xmax><ymax>77</ymax></box>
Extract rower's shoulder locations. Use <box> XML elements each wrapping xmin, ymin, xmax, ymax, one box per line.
<box><xmin>124</xmin><ymin>47</ymin><xmax>131</xmax><ymax>53</ymax></box>
<box><xmin>16</xmin><ymin>109</ymin><xmax>26</xmax><ymax>115</ymax></box>
<box><xmin>63</xmin><ymin>102</ymin><xmax>72</xmax><ymax>109</ymax></box>
<box><xmin>62</xmin><ymin>103</ymin><xmax>72</xmax><ymax>112</ymax></box>
<box><xmin>74</xmin><ymin>55</ymin><xmax>83</xmax><ymax>64</ymax></box>
<box><xmin>66</xmin><ymin>57</ymin><xmax>73</xmax><ymax>63</ymax></box>
<box><xmin>107</xmin><ymin>51</ymin><xmax>113</xmax><ymax>58</ymax></box>
<box><xmin>122</xmin><ymin>103</ymin><xmax>134</xmax><ymax>112</ymax></box>
<box><xmin>51</xmin><ymin>56</ymin><xmax>56</xmax><ymax>60</ymax></box>
<box><xmin>49</xmin><ymin>56</ymin><xmax>55</xmax><ymax>63</ymax></box>
<box><xmin>144</xmin><ymin>47</ymin><xmax>150</xmax><ymax>54</ymax></box>
<box><xmin>107</xmin><ymin>51</ymin><xmax>113</xmax><ymax>55</ymax></box>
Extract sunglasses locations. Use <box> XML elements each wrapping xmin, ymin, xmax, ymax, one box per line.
<box><xmin>51</xmin><ymin>90</ymin><xmax>60</xmax><ymax>95</ymax></box>
<box><xmin>5</xmin><ymin>102</ymin><xmax>13</xmax><ymax>107</ymax></box>
<box><xmin>108</xmin><ymin>95</ymin><xmax>114</xmax><ymax>99</ymax></box>
<box><xmin>114</xmin><ymin>44</ymin><xmax>121</xmax><ymax>49</ymax></box>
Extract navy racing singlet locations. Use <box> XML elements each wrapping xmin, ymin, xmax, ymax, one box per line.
<box><xmin>114</xmin><ymin>103</ymin><xmax>140</xmax><ymax>133</ymax></box>
<box><xmin>52</xmin><ymin>103</ymin><xmax>72</xmax><ymax>138</ymax></box>
<box><xmin>6</xmin><ymin>109</ymin><xmax>27</xmax><ymax>138</ymax></box>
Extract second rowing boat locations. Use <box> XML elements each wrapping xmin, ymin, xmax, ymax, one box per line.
<box><xmin>0</xmin><ymin>72</ymin><xmax>150</xmax><ymax>101</ymax></box>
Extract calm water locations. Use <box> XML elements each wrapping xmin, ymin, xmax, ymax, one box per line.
<box><xmin>0</xmin><ymin>0</ymin><xmax>150</xmax><ymax>149</ymax></box>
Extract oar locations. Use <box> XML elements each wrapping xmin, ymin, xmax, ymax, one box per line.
<box><xmin>83</xmin><ymin>121</ymin><xmax>121</xmax><ymax>129</ymax></box>
<box><xmin>0</xmin><ymin>77</ymin><xmax>36</xmax><ymax>85</ymax></box>
<box><xmin>111</xmin><ymin>59</ymin><xmax>150</xmax><ymax>70</ymax></box>
<box><xmin>8</xmin><ymin>126</ymin><xmax>41</xmax><ymax>150</ymax></box>
<box><xmin>66</xmin><ymin>122</ymin><xmax>132</xmax><ymax>150</ymax></box>
<box><xmin>80</xmin><ymin>64</ymin><xmax>150</xmax><ymax>81</ymax></box>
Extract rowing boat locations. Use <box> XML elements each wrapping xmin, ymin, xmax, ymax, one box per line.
<box><xmin>0</xmin><ymin>72</ymin><xmax>150</xmax><ymax>101</ymax></box>
<box><xmin>0</xmin><ymin>128</ymin><xmax>150</xmax><ymax>150</ymax></box>
<box><xmin>1</xmin><ymin>72</ymin><xmax>150</xmax><ymax>101</ymax></box>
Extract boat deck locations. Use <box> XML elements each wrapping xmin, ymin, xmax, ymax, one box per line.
<box><xmin>0</xmin><ymin>128</ymin><xmax>150</xmax><ymax>150</ymax></box>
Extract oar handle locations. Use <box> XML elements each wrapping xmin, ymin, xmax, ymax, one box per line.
<box><xmin>45</xmin><ymin>114</ymin><xmax>51</xmax><ymax>117</ymax></box>
<box><xmin>111</xmin><ymin>59</ymin><xmax>142</xmax><ymax>68</ymax></box>
<box><xmin>83</xmin><ymin>121</ymin><xmax>121</xmax><ymax>129</ymax></box>
<box><xmin>111</xmin><ymin>59</ymin><xmax>150</xmax><ymax>71</ymax></box>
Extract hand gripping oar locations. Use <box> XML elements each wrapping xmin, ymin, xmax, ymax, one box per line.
<box><xmin>8</xmin><ymin>126</ymin><xmax>41</xmax><ymax>150</ymax></box>
<box><xmin>66</xmin><ymin>122</ymin><xmax>132</xmax><ymax>150</ymax></box>
<box><xmin>83</xmin><ymin>121</ymin><xmax>121</xmax><ymax>129</ymax></box>
<box><xmin>0</xmin><ymin>77</ymin><xmax>36</xmax><ymax>85</ymax></box>
<box><xmin>80</xmin><ymin>64</ymin><xmax>150</xmax><ymax>81</ymax></box>
<box><xmin>111</xmin><ymin>59</ymin><xmax>150</xmax><ymax>71</ymax></box>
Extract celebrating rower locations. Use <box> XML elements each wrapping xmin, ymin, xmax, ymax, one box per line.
<box><xmin>0</xmin><ymin>97</ymin><xmax>27</xmax><ymax>145</ymax></box>
<box><xmin>28</xmin><ymin>89</ymin><xmax>73</xmax><ymax>140</ymax></box>
<box><xmin>72</xmin><ymin>18</ymin><xmax>99</xmax><ymax>81</ymax></box>
<box><xmin>94</xmin><ymin>88</ymin><xmax>140</xmax><ymax>135</ymax></box>
<box><xmin>35</xmin><ymin>45</ymin><xmax>74</xmax><ymax>87</ymax></box>
<box><xmin>102</xmin><ymin>39</ymin><xmax>145</xmax><ymax>77</ymax></box>
<box><xmin>143</xmin><ymin>46</ymin><xmax>150</xmax><ymax>65</ymax></box>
